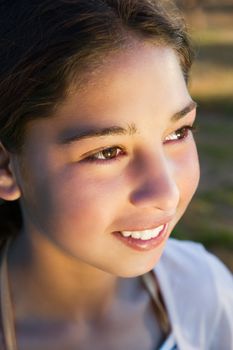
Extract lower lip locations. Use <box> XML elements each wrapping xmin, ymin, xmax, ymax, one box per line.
<box><xmin>113</xmin><ymin>224</ymin><xmax>169</xmax><ymax>252</ymax></box>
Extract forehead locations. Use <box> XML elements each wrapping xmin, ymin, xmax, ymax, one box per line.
<box><xmin>25</xmin><ymin>44</ymin><xmax>191</xmax><ymax>142</ymax></box>
<box><xmin>58</xmin><ymin>45</ymin><xmax>188</xmax><ymax>118</ymax></box>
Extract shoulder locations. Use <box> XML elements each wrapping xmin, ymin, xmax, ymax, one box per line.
<box><xmin>154</xmin><ymin>238</ymin><xmax>233</xmax><ymax>349</ymax></box>
<box><xmin>157</xmin><ymin>238</ymin><xmax>232</xmax><ymax>288</ymax></box>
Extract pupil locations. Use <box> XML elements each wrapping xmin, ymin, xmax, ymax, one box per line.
<box><xmin>177</xmin><ymin>128</ymin><xmax>186</xmax><ymax>138</ymax></box>
<box><xmin>103</xmin><ymin>147</ymin><xmax>117</xmax><ymax>158</ymax></box>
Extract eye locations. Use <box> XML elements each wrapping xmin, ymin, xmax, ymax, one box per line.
<box><xmin>85</xmin><ymin>146</ymin><xmax>126</xmax><ymax>162</ymax></box>
<box><xmin>164</xmin><ymin>125</ymin><xmax>195</xmax><ymax>143</ymax></box>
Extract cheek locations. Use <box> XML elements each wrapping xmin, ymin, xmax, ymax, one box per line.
<box><xmin>44</xmin><ymin>166</ymin><xmax>124</xmax><ymax>235</ymax></box>
<box><xmin>174</xmin><ymin>142</ymin><xmax>200</xmax><ymax>206</ymax></box>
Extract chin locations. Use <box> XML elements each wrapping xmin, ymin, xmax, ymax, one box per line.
<box><xmin>110</xmin><ymin>254</ymin><xmax>163</xmax><ymax>278</ymax></box>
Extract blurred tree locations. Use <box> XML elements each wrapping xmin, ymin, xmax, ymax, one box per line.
<box><xmin>175</xmin><ymin>0</ymin><xmax>207</xmax><ymax>28</ymax></box>
<box><xmin>176</xmin><ymin>0</ymin><xmax>203</xmax><ymax>10</ymax></box>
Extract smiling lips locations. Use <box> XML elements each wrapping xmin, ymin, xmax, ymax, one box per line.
<box><xmin>114</xmin><ymin>223</ymin><xmax>169</xmax><ymax>251</ymax></box>
<box><xmin>120</xmin><ymin>224</ymin><xmax>166</xmax><ymax>240</ymax></box>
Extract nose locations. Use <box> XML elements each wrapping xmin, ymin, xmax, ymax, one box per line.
<box><xmin>129</xmin><ymin>151</ymin><xmax>180</xmax><ymax>212</ymax></box>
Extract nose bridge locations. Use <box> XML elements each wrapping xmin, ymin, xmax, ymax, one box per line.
<box><xmin>129</xmin><ymin>149</ymin><xmax>180</xmax><ymax>211</ymax></box>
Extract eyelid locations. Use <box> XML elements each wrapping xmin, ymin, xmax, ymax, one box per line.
<box><xmin>165</xmin><ymin>111</ymin><xmax>196</xmax><ymax>132</ymax></box>
<box><xmin>173</xmin><ymin>109</ymin><xmax>197</xmax><ymax>126</ymax></box>
<box><xmin>81</xmin><ymin>144</ymin><xmax>119</xmax><ymax>157</ymax></box>
<box><xmin>163</xmin><ymin>124</ymin><xmax>197</xmax><ymax>144</ymax></box>
<box><xmin>81</xmin><ymin>144</ymin><xmax>126</xmax><ymax>161</ymax></box>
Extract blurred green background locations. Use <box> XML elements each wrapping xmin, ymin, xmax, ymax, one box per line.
<box><xmin>173</xmin><ymin>0</ymin><xmax>233</xmax><ymax>271</ymax></box>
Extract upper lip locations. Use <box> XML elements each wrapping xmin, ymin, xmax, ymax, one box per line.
<box><xmin>120</xmin><ymin>224</ymin><xmax>166</xmax><ymax>232</ymax></box>
<box><xmin>117</xmin><ymin>216</ymin><xmax>173</xmax><ymax>232</ymax></box>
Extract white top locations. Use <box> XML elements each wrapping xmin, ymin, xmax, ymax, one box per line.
<box><xmin>155</xmin><ymin>238</ymin><xmax>233</xmax><ymax>350</ymax></box>
<box><xmin>0</xmin><ymin>238</ymin><xmax>232</xmax><ymax>349</ymax></box>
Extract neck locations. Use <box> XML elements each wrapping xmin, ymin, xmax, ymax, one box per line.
<box><xmin>8</xmin><ymin>232</ymin><xmax>128</xmax><ymax>323</ymax></box>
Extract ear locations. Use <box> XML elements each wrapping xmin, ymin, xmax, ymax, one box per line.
<box><xmin>0</xmin><ymin>142</ymin><xmax>21</xmax><ymax>201</ymax></box>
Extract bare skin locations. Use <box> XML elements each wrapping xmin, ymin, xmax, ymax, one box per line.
<box><xmin>0</xmin><ymin>43</ymin><xmax>199</xmax><ymax>349</ymax></box>
<box><xmin>0</xmin><ymin>266</ymin><xmax>166</xmax><ymax>350</ymax></box>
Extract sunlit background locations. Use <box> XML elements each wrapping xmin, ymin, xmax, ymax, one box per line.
<box><xmin>173</xmin><ymin>0</ymin><xmax>233</xmax><ymax>271</ymax></box>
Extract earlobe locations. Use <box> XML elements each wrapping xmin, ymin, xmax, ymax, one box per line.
<box><xmin>0</xmin><ymin>142</ymin><xmax>21</xmax><ymax>201</ymax></box>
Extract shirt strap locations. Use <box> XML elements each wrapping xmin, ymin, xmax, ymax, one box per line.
<box><xmin>142</xmin><ymin>270</ymin><xmax>170</xmax><ymax>335</ymax></box>
<box><xmin>0</xmin><ymin>240</ymin><xmax>18</xmax><ymax>350</ymax></box>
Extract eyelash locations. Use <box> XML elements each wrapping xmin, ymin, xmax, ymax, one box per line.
<box><xmin>84</xmin><ymin>146</ymin><xmax>126</xmax><ymax>163</ymax></box>
<box><xmin>84</xmin><ymin>125</ymin><xmax>196</xmax><ymax>163</ymax></box>
<box><xmin>164</xmin><ymin>125</ymin><xmax>196</xmax><ymax>143</ymax></box>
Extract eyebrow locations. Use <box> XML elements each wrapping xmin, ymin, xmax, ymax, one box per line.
<box><xmin>171</xmin><ymin>100</ymin><xmax>197</xmax><ymax>121</ymax></box>
<box><xmin>60</xmin><ymin>100</ymin><xmax>197</xmax><ymax>145</ymax></box>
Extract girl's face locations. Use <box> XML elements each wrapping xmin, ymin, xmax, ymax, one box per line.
<box><xmin>13</xmin><ymin>45</ymin><xmax>199</xmax><ymax>277</ymax></box>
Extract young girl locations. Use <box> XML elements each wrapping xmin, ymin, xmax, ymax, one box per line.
<box><xmin>0</xmin><ymin>1</ymin><xmax>232</xmax><ymax>349</ymax></box>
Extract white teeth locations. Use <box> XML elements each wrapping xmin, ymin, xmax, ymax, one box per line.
<box><xmin>131</xmin><ymin>232</ymin><xmax>141</xmax><ymax>239</ymax></box>
<box><xmin>121</xmin><ymin>231</ymin><xmax>131</xmax><ymax>237</ymax></box>
<box><xmin>121</xmin><ymin>225</ymin><xmax>165</xmax><ymax>240</ymax></box>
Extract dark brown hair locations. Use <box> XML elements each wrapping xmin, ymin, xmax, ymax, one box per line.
<box><xmin>0</xmin><ymin>0</ymin><xmax>194</xmax><ymax>237</ymax></box>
